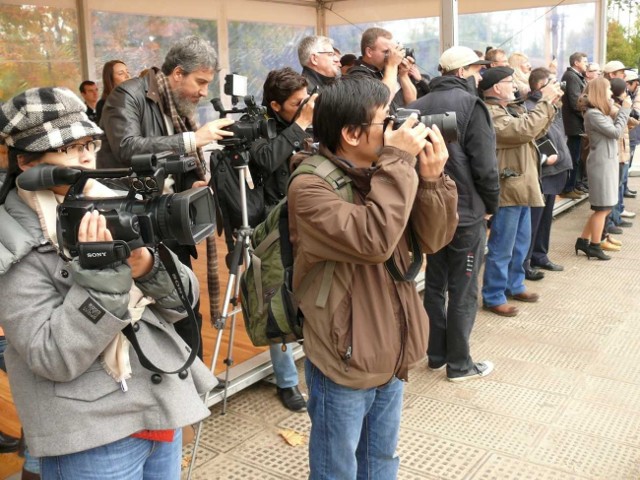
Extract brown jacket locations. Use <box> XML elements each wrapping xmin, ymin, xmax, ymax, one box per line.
<box><xmin>288</xmin><ymin>146</ymin><xmax>458</xmax><ymax>389</ymax></box>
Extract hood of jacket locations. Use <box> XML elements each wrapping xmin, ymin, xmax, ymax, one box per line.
<box><xmin>0</xmin><ymin>189</ymin><xmax>47</xmax><ymax>275</ymax></box>
<box><xmin>427</xmin><ymin>75</ymin><xmax>477</xmax><ymax>96</ymax></box>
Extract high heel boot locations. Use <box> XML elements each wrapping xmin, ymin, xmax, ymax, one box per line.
<box><xmin>587</xmin><ymin>242</ymin><xmax>611</xmax><ymax>260</ymax></box>
<box><xmin>575</xmin><ymin>238</ymin><xmax>590</xmax><ymax>257</ymax></box>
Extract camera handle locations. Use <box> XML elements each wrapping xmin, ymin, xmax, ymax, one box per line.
<box><xmin>188</xmin><ymin>164</ymin><xmax>254</xmax><ymax>480</ymax></box>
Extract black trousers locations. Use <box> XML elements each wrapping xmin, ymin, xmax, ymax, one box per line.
<box><xmin>526</xmin><ymin>193</ymin><xmax>557</xmax><ymax>268</ymax></box>
<box><xmin>423</xmin><ymin>221</ymin><xmax>485</xmax><ymax>377</ymax></box>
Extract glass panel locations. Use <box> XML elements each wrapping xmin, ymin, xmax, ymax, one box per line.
<box><xmin>227</xmin><ymin>21</ymin><xmax>314</xmax><ymax>104</ymax></box>
<box><xmin>92</xmin><ymin>11</ymin><xmax>218</xmax><ymax>124</ymax></box>
<box><xmin>329</xmin><ymin>18</ymin><xmax>440</xmax><ymax>78</ymax></box>
<box><xmin>0</xmin><ymin>4</ymin><xmax>81</xmax><ymax>99</ymax></box>
<box><xmin>460</xmin><ymin>3</ymin><xmax>596</xmax><ymax>73</ymax></box>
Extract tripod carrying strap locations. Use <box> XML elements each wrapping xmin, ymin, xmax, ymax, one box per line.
<box><xmin>121</xmin><ymin>243</ymin><xmax>200</xmax><ymax>375</ymax></box>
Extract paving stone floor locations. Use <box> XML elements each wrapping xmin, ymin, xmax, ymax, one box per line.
<box><xmin>184</xmin><ymin>181</ymin><xmax>640</xmax><ymax>480</ymax></box>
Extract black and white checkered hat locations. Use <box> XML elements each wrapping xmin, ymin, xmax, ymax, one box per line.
<box><xmin>0</xmin><ymin>87</ymin><xmax>102</xmax><ymax>152</ymax></box>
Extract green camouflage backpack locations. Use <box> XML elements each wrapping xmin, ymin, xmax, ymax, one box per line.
<box><xmin>240</xmin><ymin>155</ymin><xmax>353</xmax><ymax>347</ymax></box>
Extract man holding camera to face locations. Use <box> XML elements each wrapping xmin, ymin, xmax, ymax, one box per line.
<box><xmin>244</xmin><ymin>67</ymin><xmax>316</xmax><ymax>411</ymax></box>
<box><xmin>347</xmin><ymin>27</ymin><xmax>417</xmax><ymax>108</ymax></box>
<box><xmin>97</xmin><ymin>36</ymin><xmax>235</xmax><ymax>357</ymax></box>
<box><xmin>288</xmin><ymin>75</ymin><xmax>457</xmax><ymax>478</ymax></box>
<box><xmin>480</xmin><ymin>67</ymin><xmax>562</xmax><ymax>317</ymax></box>
<box><xmin>409</xmin><ymin>46</ymin><xmax>499</xmax><ymax>381</ymax></box>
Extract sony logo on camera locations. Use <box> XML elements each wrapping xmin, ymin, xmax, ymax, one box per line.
<box><xmin>86</xmin><ymin>252</ymin><xmax>108</xmax><ymax>258</ymax></box>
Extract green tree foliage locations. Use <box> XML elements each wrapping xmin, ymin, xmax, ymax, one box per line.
<box><xmin>0</xmin><ymin>5</ymin><xmax>81</xmax><ymax>100</ymax></box>
<box><xmin>607</xmin><ymin>20</ymin><xmax>637</xmax><ymax>65</ymax></box>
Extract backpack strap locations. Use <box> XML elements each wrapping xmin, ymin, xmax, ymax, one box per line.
<box><xmin>288</xmin><ymin>155</ymin><xmax>353</xmax><ymax>308</ymax></box>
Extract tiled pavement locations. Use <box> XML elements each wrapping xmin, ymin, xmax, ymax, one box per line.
<box><xmin>185</xmin><ymin>181</ymin><xmax>640</xmax><ymax>480</ymax></box>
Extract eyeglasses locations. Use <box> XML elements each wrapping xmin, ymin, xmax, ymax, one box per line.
<box><xmin>51</xmin><ymin>139</ymin><xmax>101</xmax><ymax>156</ymax></box>
<box><xmin>316</xmin><ymin>51</ymin><xmax>337</xmax><ymax>57</ymax></box>
<box><xmin>360</xmin><ymin>115</ymin><xmax>395</xmax><ymax>129</ymax></box>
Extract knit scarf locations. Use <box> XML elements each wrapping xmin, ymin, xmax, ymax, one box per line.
<box><xmin>155</xmin><ymin>70</ymin><xmax>221</xmax><ymax>321</ymax></box>
<box><xmin>18</xmin><ymin>182</ymin><xmax>152</xmax><ymax>390</ymax></box>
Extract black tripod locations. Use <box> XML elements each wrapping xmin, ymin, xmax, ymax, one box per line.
<box><xmin>187</xmin><ymin>151</ymin><xmax>254</xmax><ymax>478</ymax></box>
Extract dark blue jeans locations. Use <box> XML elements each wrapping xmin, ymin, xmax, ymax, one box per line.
<box><xmin>305</xmin><ymin>360</ymin><xmax>403</xmax><ymax>480</ymax></box>
<box><xmin>424</xmin><ymin>222</ymin><xmax>485</xmax><ymax>378</ymax></box>
<box><xmin>526</xmin><ymin>194</ymin><xmax>557</xmax><ymax>267</ymax></box>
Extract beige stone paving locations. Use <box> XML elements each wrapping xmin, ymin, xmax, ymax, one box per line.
<box><xmin>185</xmin><ymin>181</ymin><xmax>640</xmax><ymax>479</ymax></box>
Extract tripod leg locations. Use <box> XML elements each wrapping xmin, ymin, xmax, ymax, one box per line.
<box><xmin>187</xmin><ymin>229</ymin><xmax>250</xmax><ymax>479</ymax></box>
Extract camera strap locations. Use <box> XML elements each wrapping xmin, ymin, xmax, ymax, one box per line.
<box><xmin>121</xmin><ymin>243</ymin><xmax>200</xmax><ymax>375</ymax></box>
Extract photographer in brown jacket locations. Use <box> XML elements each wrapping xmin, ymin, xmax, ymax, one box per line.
<box><xmin>288</xmin><ymin>75</ymin><xmax>458</xmax><ymax>479</ymax></box>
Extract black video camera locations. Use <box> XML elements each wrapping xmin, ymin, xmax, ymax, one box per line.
<box><xmin>17</xmin><ymin>152</ymin><xmax>215</xmax><ymax>266</ymax></box>
<box><xmin>559</xmin><ymin>81</ymin><xmax>567</xmax><ymax>92</ymax></box>
<box><xmin>211</xmin><ymin>74</ymin><xmax>276</xmax><ymax>157</ymax></box>
<box><xmin>393</xmin><ymin>108</ymin><xmax>459</xmax><ymax>144</ymax></box>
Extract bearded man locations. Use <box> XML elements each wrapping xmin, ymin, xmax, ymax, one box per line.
<box><xmin>98</xmin><ymin>36</ymin><xmax>234</xmax><ymax>357</ymax></box>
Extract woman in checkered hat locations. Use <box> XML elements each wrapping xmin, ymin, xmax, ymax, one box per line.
<box><xmin>0</xmin><ymin>87</ymin><xmax>217</xmax><ymax>479</ymax></box>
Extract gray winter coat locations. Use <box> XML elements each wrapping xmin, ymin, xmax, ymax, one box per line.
<box><xmin>0</xmin><ymin>189</ymin><xmax>217</xmax><ymax>457</ymax></box>
<box><xmin>584</xmin><ymin>106</ymin><xmax>630</xmax><ymax>207</ymax></box>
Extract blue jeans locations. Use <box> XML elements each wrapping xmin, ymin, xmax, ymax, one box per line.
<box><xmin>40</xmin><ymin>430</ymin><xmax>182</xmax><ymax>479</ymax></box>
<box><xmin>305</xmin><ymin>360</ymin><xmax>404</xmax><ymax>480</ymax></box>
<box><xmin>482</xmin><ymin>206</ymin><xmax>531</xmax><ymax>307</ymax></box>
<box><xmin>269</xmin><ymin>343</ymin><xmax>299</xmax><ymax>389</ymax></box>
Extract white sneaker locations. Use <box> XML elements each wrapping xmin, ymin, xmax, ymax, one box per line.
<box><xmin>621</xmin><ymin>210</ymin><xmax>636</xmax><ymax>218</ymax></box>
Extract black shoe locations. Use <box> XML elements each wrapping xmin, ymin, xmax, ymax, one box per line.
<box><xmin>627</xmin><ymin>188</ymin><xmax>637</xmax><ymax>195</ymax></box>
<box><xmin>575</xmin><ymin>237</ymin><xmax>590</xmax><ymax>257</ymax></box>
<box><xmin>606</xmin><ymin>225</ymin><xmax>624</xmax><ymax>235</ymax></box>
<box><xmin>533</xmin><ymin>261</ymin><xmax>564</xmax><ymax>272</ymax></box>
<box><xmin>587</xmin><ymin>243</ymin><xmax>611</xmax><ymax>261</ymax></box>
<box><xmin>525</xmin><ymin>268</ymin><xmax>545</xmax><ymax>281</ymax></box>
<box><xmin>427</xmin><ymin>359</ymin><xmax>446</xmax><ymax>371</ymax></box>
<box><xmin>277</xmin><ymin>386</ymin><xmax>307</xmax><ymax>412</ymax></box>
<box><xmin>624</xmin><ymin>191</ymin><xmax>637</xmax><ymax>198</ymax></box>
<box><xmin>618</xmin><ymin>220</ymin><xmax>633</xmax><ymax>228</ymax></box>
<box><xmin>0</xmin><ymin>430</ymin><xmax>20</xmax><ymax>454</ymax></box>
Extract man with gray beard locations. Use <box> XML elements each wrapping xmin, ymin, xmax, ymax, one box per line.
<box><xmin>97</xmin><ymin>36</ymin><xmax>234</xmax><ymax>358</ymax></box>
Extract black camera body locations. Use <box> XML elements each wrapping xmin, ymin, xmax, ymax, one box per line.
<box><xmin>559</xmin><ymin>81</ymin><xmax>567</xmax><ymax>91</ymax></box>
<box><xmin>17</xmin><ymin>152</ymin><xmax>216</xmax><ymax>261</ymax></box>
<box><xmin>393</xmin><ymin>108</ymin><xmax>459</xmax><ymax>144</ymax></box>
<box><xmin>211</xmin><ymin>74</ymin><xmax>276</xmax><ymax>158</ymax></box>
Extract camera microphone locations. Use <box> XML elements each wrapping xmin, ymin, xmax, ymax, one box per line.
<box><xmin>17</xmin><ymin>164</ymin><xmax>82</xmax><ymax>191</ymax></box>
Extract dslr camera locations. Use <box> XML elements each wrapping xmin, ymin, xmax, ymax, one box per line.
<box><xmin>17</xmin><ymin>152</ymin><xmax>216</xmax><ymax>267</ymax></box>
<box><xmin>393</xmin><ymin>108</ymin><xmax>459</xmax><ymax>144</ymax></box>
<box><xmin>559</xmin><ymin>81</ymin><xmax>567</xmax><ymax>91</ymax></box>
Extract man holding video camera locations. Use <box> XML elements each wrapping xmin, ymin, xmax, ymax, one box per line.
<box><xmin>97</xmin><ymin>36</ymin><xmax>235</xmax><ymax>357</ymax></box>
<box><xmin>409</xmin><ymin>46</ymin><xmax>499</xmax><ymax>381</ymax></box>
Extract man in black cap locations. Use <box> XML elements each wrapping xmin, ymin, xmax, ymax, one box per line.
<box><xmin>409</xmin><ymin>46</ymin><xmax>498</xmax><ymax>382</ymax></box>
<box><xmin>480</xmin><ymin>67</ymin><xmax>562</xmax><ymax>317</ymax></box>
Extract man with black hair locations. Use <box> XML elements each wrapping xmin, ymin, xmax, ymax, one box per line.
<box><xmin>409</xmin><ymin>46</ymin><xmax>498</xmax><ymax>382</ymax></box>
<box><xmin>246</xmin><ymin>67</ymin><xmax>315</xmax><ymax>411</ymax></box>
<box><xmin>288</xmin><ymin>75</ymin><xmax>457</xmax><ymax>478</ymax></box>
<box><xmin>78</xmin><ymin>80</ymin><xmax>99</xmax><ymax>122</ymax></box>
<box><xmin>560</xmin><ymin>51</ymin><xmax>588</xmax><ymax>199</ymax></box>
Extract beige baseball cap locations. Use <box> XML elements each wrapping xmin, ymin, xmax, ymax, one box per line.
<box><xmin>439</xmin><ymin>46</ymin><xmax>490</xmax><ymax>72</ymax></box>
<box><xmin>603</xmin><ymin>60</ymin><xmax>629</xmax><ymax>74</ymax></box>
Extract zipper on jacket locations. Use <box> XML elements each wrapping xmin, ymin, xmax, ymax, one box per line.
<box><xmin>343</xmin><ymin>345</ymin><xmax>352</xmax><ymax>372</ymax></box>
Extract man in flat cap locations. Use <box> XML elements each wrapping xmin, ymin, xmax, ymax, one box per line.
<box><xmin>480</xmin><ymin>67</ymin><xmax>562</xmax><ymax>317</ymax></box>
<box><xmin>409</xmin><ymin>46</ymin><xmax>498</xmax><ymax>381</ymax></box>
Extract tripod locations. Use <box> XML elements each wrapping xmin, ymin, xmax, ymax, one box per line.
<box><xmin>187</xmin><ymin>153</ymin><xmax>254</xmax><ymax>479</ymax></box>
